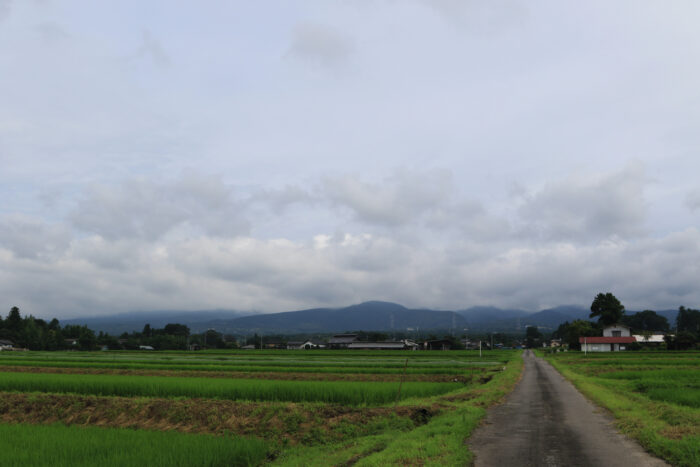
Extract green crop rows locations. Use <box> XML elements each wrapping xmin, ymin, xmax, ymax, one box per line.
<box><xmin>0</xmin><ymin>349</ymin><xmax>521</xmax><ymax>466</ymax></box>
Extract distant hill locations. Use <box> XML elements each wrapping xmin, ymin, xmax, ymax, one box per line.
<box><xmin>60</xmin><ymin>303</ymin><xmax>682</xmax><ymax>336</ymax></box>
<box><xmin>217</xmin><ymin>301</ymin><xmax>468</xmax><ymax>334</ymax></box>
<box><xmin>60</xmin><ymin>310</ymin><xmax>253</xmax><ymax>335</ymax></box>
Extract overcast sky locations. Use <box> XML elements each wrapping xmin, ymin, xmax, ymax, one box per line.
<box><xmin>2</xmin><ymin>1</ymin><xmax>700</xmax><ymax>319</ymax></box>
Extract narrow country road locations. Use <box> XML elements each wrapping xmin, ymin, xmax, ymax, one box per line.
<box><xmin>467</xmin><ymin>350</ymin><xmax>668</xmax><ymax>467</ymax></box>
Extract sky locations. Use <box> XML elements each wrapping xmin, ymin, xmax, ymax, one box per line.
<box><xmin>1</xmin><ymin>1</ymin><xmax>699</xmax><ymax>319</ymax></box>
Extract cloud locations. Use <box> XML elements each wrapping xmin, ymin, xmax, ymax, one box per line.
<box><xmin>287</xmin><ymin>23</ymin><xmax>352</xmax><ymax>68</ymax></box>
<box><xmin>517</xmin><ymin>164</ymin><xmax>648</xmax><ymax>242</ymax></box>
<box><xmin>0</xmin><ymin>215</ymin><xmax>71</xmax><ymax>259</ymax></box>
<box><xmin>70</xmin><ymin>174</ymin><xmax>249</xmax><ymax>240</ymax></box>
<box><xmin>36</xmin><ymin>22</ymin><xmax>70</xmax><ymax>43</ymax></box>
<box><xmin>250</xmin><ymin>185</ymin><xmax>315</xmax><ymax>214</ymax></box>
<box><xmin>686</xmin><ymin>190</ymin><xmax>700</xmax><ymax>212</ymax></box>
<box><xmin>323</xmin><ymin>169</ymin><xmax>453</xmax><ymax>226</ymax></box>
<box><xmin>3</xmin><ymin>224</ymin><xmax>700</xmax><ymax>318</ymax></box>
<box><xmin>0</xmin><ymin>0</ymin><xmax>11</xmax><ymax>23</ymax></box>
<box><xmin>134</xmin><ymin>30</ymin><xmax>171</xmax><ymax>68</ymax></box>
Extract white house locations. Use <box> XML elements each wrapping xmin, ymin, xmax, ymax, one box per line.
<box><xmin>579</xmin><ymin>324</ymin><xmax>636</xmax><ymax>352</ymax></box>
<box><xmin>0</xmin><ymin>339</ymin><xmax>14</xmax><ymax>350</ymax></box>
<box><xmin>286</xmin><ymin>340</ymin><xmax>326</xmax><ymax>350</ymax></box>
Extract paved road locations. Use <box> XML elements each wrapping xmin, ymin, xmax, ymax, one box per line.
<box><xmin>467</xmin><ymin>350</ymin><xmax>668</xmax><ymax>467</ymax></box>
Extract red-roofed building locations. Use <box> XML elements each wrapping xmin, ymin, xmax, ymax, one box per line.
<box><xmin>580</xmin><ymin>324</ymin><xmax>634</xmax><ymax>352</ymax></box>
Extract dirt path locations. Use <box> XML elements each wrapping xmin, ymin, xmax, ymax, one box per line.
<box><xmin>467</xmin><ymin>350</ymin><xmax>668</xmax><ymax>467</ymax></box>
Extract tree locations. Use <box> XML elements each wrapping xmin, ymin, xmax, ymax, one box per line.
<box><xmin>6</xmin><ymin>306</ymin><xmax>22</xmax><ymax>333</ymax></box>
<box><xmin>525</xmin><ymin>326</ymin><xmax>543</xmax><ymax>348</ymax></box>
<box><xmin>590</xmin><ymin>293</ymin><xmax>625</xmax><ymax>326</ymax></box>
<box><xmin>622</xmin><ymin>310</ymin><xmax>669</xmax><ymax>332</ymax></box>
<box><xmin>676</xmin><ymin>306</ymin><xmax>700</xmax><ymax>335</ymax></box>
<box><xmin>554</xmin><ymin>320</ymin><xmax>597</xmax><ymax>350</ymax></box>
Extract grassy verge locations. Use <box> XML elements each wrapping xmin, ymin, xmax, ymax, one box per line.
<box><xmin>272</xmin><ymin>352</ymin><xmax>523</xmax><ymax>466</ymax></box>
<box><xmin>543</xmin><ymin>352</ymin><xmax>700</xmax><ymax>467</ymax></box>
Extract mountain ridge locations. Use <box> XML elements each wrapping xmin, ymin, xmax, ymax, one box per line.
<box><xmin>60</xmin><ymin>302</ymin><xmax>680</xmax><ymax>335</ymax></box>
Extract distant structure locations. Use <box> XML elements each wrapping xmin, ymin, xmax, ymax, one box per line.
<box><xmin>347</xmin><ymin>340</ymin><xmax>418</xmax><ymax>350</ymax></box>
<box><xmin>328</xmin><ymin>334</ymin><xmax>358</xmax><ymax>349</ymax></box>
<box><xmin>579</xmin><ymin>324</ymin><xmax>635</xmax><ymax>352</ymax></box>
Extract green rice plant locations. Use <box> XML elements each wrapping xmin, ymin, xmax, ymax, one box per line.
<box><xmin>0</xmin><ymin>422</ymin><xmax>269</xmax><ymax>467</ymax></box>
<box><xmin>0</xmin><ymin>371</ymin><xmax>461</xmax><ymax>405</ymax></box>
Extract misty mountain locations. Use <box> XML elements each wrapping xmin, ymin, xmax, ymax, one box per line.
<box><xmin>60</xmin><ymin>310</ymin><xmax>253</xmax><ymax>335</ymax></box>
<box><xmin>215</xmin><ymin>301</ymin><xmax>468</xmax><ymax>334</ymax></box>
<box><xmin>59</xmin><ymin>303</ymin><xmax>682</xmax><ymax>336</ymax></box>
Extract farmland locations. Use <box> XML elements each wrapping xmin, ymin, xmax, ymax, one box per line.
<box><xmin>544</xmin><ymin>351</ymin><xmax>700</xmax><ymax>467</ymax></box>
<box><xmin>0</xmin><ymin>349</ymin><xmax>522</xmax><ymax>466</ymax></box>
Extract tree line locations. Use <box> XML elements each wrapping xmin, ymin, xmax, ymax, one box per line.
<box><xmin>552</xmin><ymin>293</ymin><xmax>700</xmax><ymax>350</ymax></box>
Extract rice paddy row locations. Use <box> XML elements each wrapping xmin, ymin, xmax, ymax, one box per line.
<box><xmin>1</xmin><ymin>349</ymin><xmax>522</xmax><ymax>466</ymax></box>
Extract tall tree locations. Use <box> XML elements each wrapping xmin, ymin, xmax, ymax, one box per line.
<box><xmin>622</xmin><ymin>310</ymin><xmax>669</xmax><ymax>332</ymax></box>
<box><xmin>676</xmin><ymin>306</ymin><xmax>700</xmax><ymax>336</ymax></box>
<box><xmin>590</xmin><ymin>293</ymin><xmax>625</xmax><ymax>326</ymax></box>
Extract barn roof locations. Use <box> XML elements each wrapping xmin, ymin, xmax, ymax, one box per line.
<box><xmin>578</xmin><ymin>336</ymin><xmax>636</xmax><ymax>344</ymax></box>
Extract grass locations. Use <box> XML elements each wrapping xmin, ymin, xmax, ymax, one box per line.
<box><xmin>0</xmin><ymin>371</ymin><xmax>461</xmax><ymax>405</ymax></box>
<box><xmin>543</xmin><ymin>351</ymin><xmax>700</xmax><ymax>467</ymax></box>
<box><xmin>273</xmin><ymin>352</ymin><xmax>524</xmax><ymax>466</ymax></box>
<box><xmin>0</xmin><ymin>349</ymin><xmax>523</xmax><ymax>465</ymax></box>
<box><xmin>0</xmin><ymin>422</ymin><xmax>270</xmax><ymax>467</ymax></box>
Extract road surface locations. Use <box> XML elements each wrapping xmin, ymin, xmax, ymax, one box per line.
<box><xmin>467</xmin><ymin>350</ymin><xmax>668</xmax><ymax>467</ymax></box>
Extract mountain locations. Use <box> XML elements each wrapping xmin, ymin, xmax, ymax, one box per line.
<box><xmin>217</xmin><ymin>301</ymin><xmax>468</xmax><ymax>334</ymax></box>
<box><xmin>60</xmin><ymin>310</ymin><xmax>253</xmax><ymax>335</ymax></box>
<box><xmin>59</xmin><ymin>303</ymin><xmax>682</xmax><ymax>336</ymax></box>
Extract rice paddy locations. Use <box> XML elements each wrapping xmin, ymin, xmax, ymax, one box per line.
<box><xmin>0</xmin><ymin>349</ymin><xmax>522</xmax><ymax>466</ymax></box>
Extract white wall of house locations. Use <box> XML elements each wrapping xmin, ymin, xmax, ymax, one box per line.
<box><xmin>602</xmin><ymin>325</ymin><xmax>631</xmax><ymax>337</ymax></box>
<box><xmin>582</xmin><ymin>342</ymin><xmax>627</xmax><ymax>352</ymax></box>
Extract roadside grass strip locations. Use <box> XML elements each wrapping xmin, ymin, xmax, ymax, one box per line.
<box><xmin>545</xmin><ymin>352</ymin><xmax>700</xmax><ymax>467</ymax></box>
<box><xmin>0</xmin><ymin>422</ymin><xmax>270</xmax><ymax>467</ymax></box>
<box><xmin>0</xmin><ymin>371</ymin><xmax>461</xmax><ymax>405</ymax></box>
<box><xmin>272</xmin><ymin>352</ymin><xmax>524</xmax><ymax>466</ymax></box>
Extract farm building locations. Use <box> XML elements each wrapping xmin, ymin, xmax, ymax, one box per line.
<box><xmin>0</xmin><ymin>339</ymin><xmax>14</xmax><ymax>350</ymax></box>
<box><xmin>286</xmin><ymin>340</ymin><xmax>326</xmax><ymax>350</ymax></box>
<box><xmin>347</xmin><ymin>340</ymin><xmax>419</xmax><ymax>350</ymax></box>
<box><xmin>579</xmin><ymin>324</ymin><xmax>635</xmax><ymax>352</ymax></box>
<box><xmin>328</xmin><ymin>334</ymin><xmax>358</xmax><ymax>349</ymax></box>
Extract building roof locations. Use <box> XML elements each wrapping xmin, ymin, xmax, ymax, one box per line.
<box><xmin>347</xmin><ymin>341</ymin><xmax>407</xmax><ymax>349</ymax></box>
<box><xmin>633</xmin><ymin>334</ymin><xmax>666</xmax><ymax>343</ymax></box>
<box><xmin>579</xmin><ymin>336</ymin><xmax>636</xmax><ymax>344</ymax></box>
<box><xmin>0</xmin><ymin>339</ymin><xmax>14</xmax><ymax>346</ymax></box>
<box><xmin>329</xmin><ymin>334</ymin><xmax>358</xmax><ymax>344</ymax></box>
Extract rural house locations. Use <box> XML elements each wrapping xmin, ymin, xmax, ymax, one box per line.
<box><xmin>286</xmin><ymin>340</ymin><xmax>326</xmax><ymax>350</ymax></box>
<box><xmin>347</xmin><ymin>340</ymin><xmax>419</xmax><ymax>350</ymax></box>
<box><xmin>579</xmin><ymin>324</ymin><xmax>636</xmax><ymax>352</ymax></box>
<box><xmin>0</xmin><ymin>339</ymin><xmax>14</xmax><ymax>350</ymax></box>
<box><xmin>328</xmin><ymin>334</ymin><xmax>358</xmax><ymax>349</ymax></box>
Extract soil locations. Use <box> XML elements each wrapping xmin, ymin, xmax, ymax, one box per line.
<box><xmin>0</xmin><ymin>365</ymin><xmax>467</xmax><ymax>383</ymax></box>
<box><xmin>0</xmin><ymin>391</ymin><xmax>439</xmax><ymax>445</ymax></box>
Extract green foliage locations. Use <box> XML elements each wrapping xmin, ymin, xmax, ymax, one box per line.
<box><xmin>0</xmin><ymin>423</ymin><xmax>269</xmax><ymax>467</ymax></box>
<box><xmin>590</xmin><ymin>292</ymin><xmax>625</xmax><ymax>325</ymax></box>
<box><xmin>622</xmin><ymin>310</ymin><xmax>670</xmax><ymax>332</ymax></box>
<box><xmin>553</xmin><ymin>319</ymin><xmax>597</xmax><ymax>350</ymax></box>
<box><xmin>0</xmin><ymin>371</ymin><xmax>461</xmax><ymax>405</ymax></box>
<box><xmin>525</xmin><ymin>326</ymin><xmax>542</xmax><ymax>348</ymax></box>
